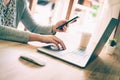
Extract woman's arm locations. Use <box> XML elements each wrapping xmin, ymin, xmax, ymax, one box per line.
<box><xmin>20</xmin><ymin>0</ymin><xmax>67</xmax><ymax>35</ymax></box>
<box><xmin>0</xmin><ymin>25</ymin><xmax>66</xmax><ymax>50</ymax></box>
<box><xmin>20</xmin><ymin>0</ymin><xmax>54</xmax><ymax>35</ymax></box>
<box><xmin>0</xmin><ymin>25</ymin><xmax>29</xmax><ymax>43</ymax></box>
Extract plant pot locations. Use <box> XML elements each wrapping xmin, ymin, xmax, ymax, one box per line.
<box><xmin>106</xmin><ymin>45</ymin><xmax>116</xmax><ymax>55</ymax></box>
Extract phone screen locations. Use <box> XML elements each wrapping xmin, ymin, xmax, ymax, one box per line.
<box><xmin>56</xmin><ymin>16</ymin><xmax>79</xmax><ymax>30</ymax></box>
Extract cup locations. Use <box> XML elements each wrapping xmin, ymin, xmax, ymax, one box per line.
<box><xmin>79</xmin><ymin>32</ymin><xmax>91</xmax><ymax>50</ymax></box>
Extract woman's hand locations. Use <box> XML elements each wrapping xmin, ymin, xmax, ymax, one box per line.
<box><xmin>29</xmin><ymin>33</ymin><xmax>66</xmax><ymax>50</ymax></box>
<box><xmin>52</xmin><ymin>19</ymin><xmax>68</xmax><ymax>33</ymax></box>
<box><xmin>52</xmin><ymin>19</ymin><xmax>77</xmax><ymax>33</ymax></box>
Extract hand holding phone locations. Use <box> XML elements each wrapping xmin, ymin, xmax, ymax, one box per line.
<box><xmin>56</xmin><ymin>16</ymin><xmax>79</xmax><ymax>30</ymax></box>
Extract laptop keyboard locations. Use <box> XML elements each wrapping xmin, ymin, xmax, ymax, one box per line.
<box><xmin>47</xmin><ymin>48</ymin><xmax>88</xmax><ymax>63</ymax></box>
<box><xmin>66</xmin><ymin>50</ymin><xmax>88</xmax><ymax>62</ymax></box>
<box><xmin>38</xmin><ymin>45</ymin><xmax>89</xmax><ymax>66</ymax></box>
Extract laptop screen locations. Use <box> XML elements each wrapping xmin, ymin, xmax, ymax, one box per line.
<box><xmin>86</xmin><ymin>18</ymin><xmax>119</xmax><ymax>59</ymax></box>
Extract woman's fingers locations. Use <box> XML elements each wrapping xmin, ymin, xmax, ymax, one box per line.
<box><xmin>52</xmin><ymin>36</ymin><xmax>66</xmax><ymax>50</ymax></box>
<box><xmin>51</xmin><ymin>40</ymin><xmax>60</xmax><ymax>50</ymax></box>
<box><xmin>52</xmin><ymin>19</ymin><xmax>68</xmax><ymax>32</ymax></box>
<box><xmin>63</xmin><ymin>26</ymin><xmax>67</xmax><ymax>32</ymax></box>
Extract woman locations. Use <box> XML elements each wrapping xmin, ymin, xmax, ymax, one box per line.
<box><xmin>0</xmin><ymin>0</ymin><xmax>68</xmax><ymax>50</ymax></box>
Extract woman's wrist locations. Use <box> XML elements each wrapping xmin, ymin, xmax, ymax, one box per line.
<box><xmin>29</xmin><ymin>33</ymin><xmax>40</xmax><ymax>41</ymax></box>
<box><xmin>51</xmin><ymin>24</ymin><xmax>56</xmax><ymax>35</ymax></box>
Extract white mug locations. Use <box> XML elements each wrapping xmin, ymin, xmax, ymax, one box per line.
<box><xmin>79</xmin><ymin>32</ymin><xmax>91</xmax><ymax>50</ymax></box>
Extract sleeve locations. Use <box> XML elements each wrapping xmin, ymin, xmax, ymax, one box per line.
<box><xmin>0</xmin><ymin>25</ymin><xmax>30</xmax><ymax>43</ymax></box>
<box><xmin>21</xmin><ymin>2</ymin><xmax>55</xmax><ymax>35</ymax></box>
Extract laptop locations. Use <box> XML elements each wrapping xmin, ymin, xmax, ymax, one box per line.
<box><xmin>37</xmin><ymin>18</ymin><xmax>118</xmax><ymax>68</ymax></box>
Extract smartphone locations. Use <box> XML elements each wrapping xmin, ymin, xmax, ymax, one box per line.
<box><xmin>56</xmin><ymin>16</ymin><xmax>79</xmax><ymax>30</ymax></box>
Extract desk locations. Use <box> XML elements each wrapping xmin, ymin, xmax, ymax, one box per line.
<box><xmin>0</xmin><ymin>39</ymin><xmax>120</xmax><ymax>80</ymax></box>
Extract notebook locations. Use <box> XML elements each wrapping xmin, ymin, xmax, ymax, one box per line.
<box><xmin>37</xmin><ymin>18</ymin><xmax>118</xmax><ymax>68</ymax></box>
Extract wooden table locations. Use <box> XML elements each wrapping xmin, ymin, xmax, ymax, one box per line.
<box><xmin>0</xmin><ymin>39</ymin><xmax>120</xmax><ymax>80</ymax></box>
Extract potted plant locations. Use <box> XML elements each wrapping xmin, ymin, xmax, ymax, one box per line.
<box><xmin>106</xmin><ymin>39</ymin><xmax>117</xmax><ymax>54</ymax></box>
